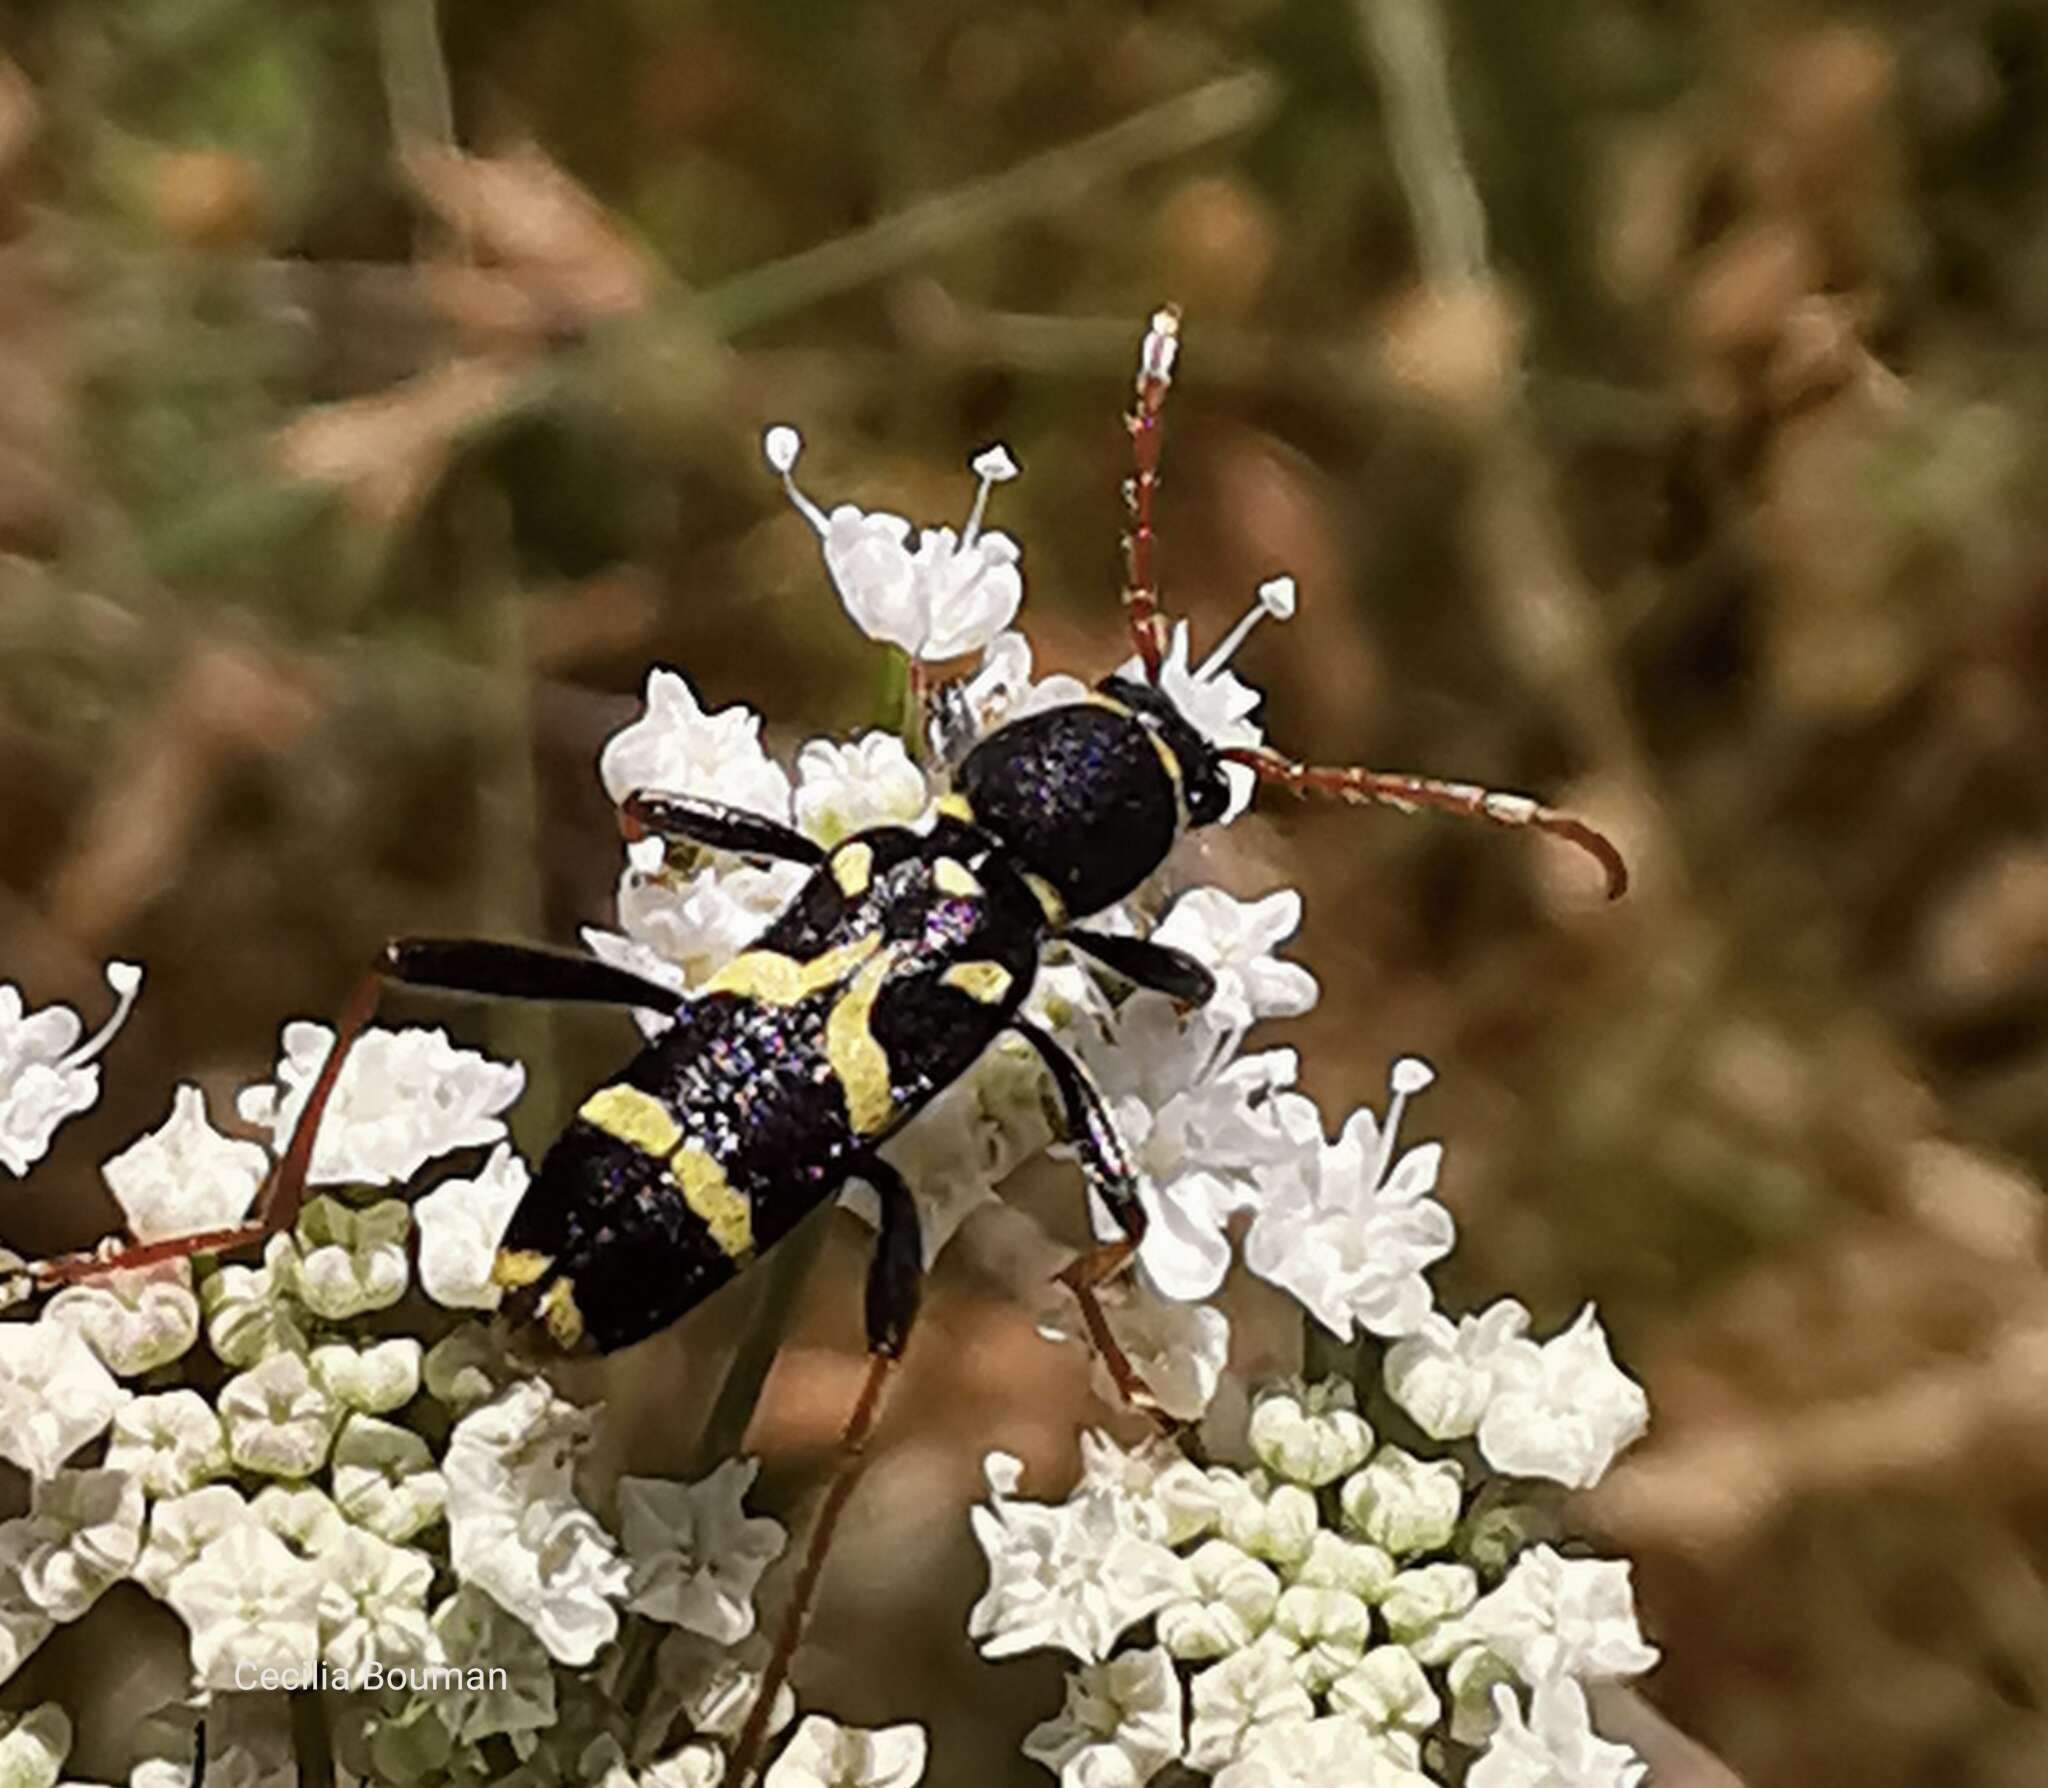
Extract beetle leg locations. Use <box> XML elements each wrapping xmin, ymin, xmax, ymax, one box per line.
<box><xmin>1061</xmin><ymin>931</ymin><xmax>1216</xmax><ymax>1007</ymax></box>
<box><xmin>854</xmin><ymin>1155</ymin><xmax>924</xmax><ymax>1360</ymax></box>
<box><xmin>34</xmin><ymin>940</ymin><xmax>685</xmax><ymax>1288</ymax></box>
<box><xmin>620</xmin><ymin>790</ymin><xmax>827</xmax><ymax>868</ymax></box>
<box><xmin>730</xmin><ymin>1155</ymin><xmax>921</xmax><ymax>1786</ymax></box>
<box><xmin>1008</xmin><ymin>1018</ymin><xmax>1165</xmax><ymax>1418</ymax></box>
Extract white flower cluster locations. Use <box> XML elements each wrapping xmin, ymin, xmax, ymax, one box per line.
<box><xmin>0</xmin><ymin>412</ymin><xmax>1659</xmax><ymax>1788</ymax></box>
<box><xmin>0</xmin><ymin>979</ymin><xmax>906</xmax><ymax>1788</ymax></box>
<box><xmin>972</xmin><ymin>1395</ymin><xmax>1655</xmax><ymax>1788</ymax></box>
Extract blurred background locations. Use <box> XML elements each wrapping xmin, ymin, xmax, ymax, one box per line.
<box><xmin>4</xmin><ymin>0</ymin><xmax>2048</xmax><ymax>1782</ymax></box>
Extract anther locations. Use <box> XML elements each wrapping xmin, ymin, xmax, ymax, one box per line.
<box><xmin>762</xmin><ymin>424</ymin><xmax>829</xmax><ymax>536</ymax></box>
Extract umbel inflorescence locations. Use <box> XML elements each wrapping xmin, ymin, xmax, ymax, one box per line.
<box><xmin>0</xmin><ymin>315</ymin><xmax>1652</xmax><ymax>1788</ymax></box>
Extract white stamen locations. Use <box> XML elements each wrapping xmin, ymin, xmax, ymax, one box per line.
<box><xmin>1196</xmin><ymin>575</ymin><xmax>1298</xmax><ymax>681</ymax></box>
<box><xmin>960</xmin><ymin>444</ymin><xmax>1019</xmax><ymax>550</ymax></box>
<box><xmin>1372</xmin><ymin>1055</ymin><xmax>1435</xmax><ymax>1186</ymax></box>
<box><xmin>763</xmin><ymin>424</ymin><xmax>829</xmax><ymax>537</ymax></box>
<box><xmin>65</xmin><ymin>962</ymin><xmax>143</xmax><ymax>1070</ymax></box>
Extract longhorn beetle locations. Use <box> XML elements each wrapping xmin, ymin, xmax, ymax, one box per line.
<box><xmin>34</xmin><ymin>308</ymin><xmax>1624</xmax><ymax>1780</ymax></box>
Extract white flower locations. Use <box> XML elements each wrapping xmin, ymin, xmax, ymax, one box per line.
<box><xmin>1469</xmin><ymin>1681</ymin><xmax>1646</xmax><ymax>1788</ymax></box>
<box><xmin>1477</xmin><ymin>1307</ymin><xmax>1649</xmax><ymax>1490</ymax></box>
<box><xmin>1328</xmin><ymin>1646</ymin><xmax>1443</xmax><ymax>1734</ymax></box>
<box><xmin>289</xmin><ymin>1197</ymin><xmax>409</xmax><ymax>1318</ymax></box>
<box><xmin>1023</xmin><ymin>1646</ymin><xmax>1184</xmax><ymax>1788</ymax></box>
<box><xmin>1340</xmin><ymin>1447</ymin><xmax>1462</xmax><ymax>1558</ymax></box>
<box><xmin>589</xmin><ymin>846</ymin><xmax>809</xmax><ymax>992</ymax></box>
<box><xmin>100</xmin><ymin>1085</ymin><xmax>268</xmax><ymax>1241</ymax></box>
<box><xmin>1074</xmin><ymin>1431</ymin><xmax>1222</xmax><ymax>1548</ymax></box>
<box><xmin>1292</xmin><ymin>1532</ymin><xmax>1396</xmax><ymax>1603</ymax></box>
<box><xmin>3</xmin><ymin>1468</ymin><xmax>143</xmax><ymax>1622</ymax></box>
<box><xmin>432</xmin><ymin>1585</ymin><xmax>557</xmax><ymax>1747</ymax></box>
<box><xmin>0</xmin><ymin>1548</ymin><xmax>51</xmax><ymax>1689</ymax></box>
<box><xmin>1080</xmin><ymin>995</ymin><xmax>1306</xmax><ymax>1301</ymax></box>
<box><xmin>600</xmin><ymin>665</ymin><xmax>794</xmax><ymax>817</ymax></box>
<box><xmin>316</xmin><ymin>1527</ymin><xmax>435</xmax><ymax>1674</ymax></box>
<box><xmin>104</xmin><ymin>1392</ymin><xmax>229</xmax><ymax>1497</ymax></box>
<box><xmin>445</xmin><ymin>1380</ymin><xmax>628</xmax><ymax>1664</ymax></box>
<box><xmin>1268</xmin><ymin>1586</ymin><xmax>1372</xmax><ymax>1694</ymax></box>
<box><xmin>645</xmin><ymin>1630</ymin><xmax>795</xmax><ymax>1746</ymax></box>
<box><xmin>644</xmin><ymin>1745</ymin><xmax>729</xmax><ymax>1788</ymax></box>
<box><xmin>1380</xmin><ymin>1564</ymin><xmax>1479</xmax><ymax>1665</ymax></box>
<box><xmin>1119</xmin><ymin>581</ymin><xmax>1293</xmax><ymax>821</ymax></box>
<box><xmin>967</xmin><ymin>1453</ymin><xmax>1192</xmax><ymax>1664</ymax></box>
<box><xmin>423</xmin><ymin>1325</ymin><xmax>503</xmax><ymax>1410</ymax></box>
<box><xmin>1091</xmin><ymin>1283</ymin><xmax>1229</xmax><ymax>1422</ymax></box>
<box><xmin>331</xmin><ymin>1414</ymin><xmax>447</xmax><ymax>1542</ymax></box>
<box><xmin>1244</xmin><ymin>1060</ymin><xmax>1451</xmax><ymax>1340</ymax></box>
<box><xmin>0</xmin><ymin>963</ymin><xmax>141</xmax><ymax>1177</ymax></box>
<box><xmin>1384</xmin><ymin>1301</ymin><xmax>1535</xmax><ymax>1441</ymax></box>
<box><xmin>1215</xmin><ymin>1479</ymin><xmax>1318</xmax><ymax>1571</ymax></box>
<box><xmin>770</xmin><ymin>430</ymin><xmax>1024</xmax><ymax>661</ymax></box>
<box><xmin>1153</xmin><ymin>889</ymin><xmax>1318</xmax><ymax>1032</ymax></box>
<box><xmin>1463</xmin><ymin>1547</ymin><xmax>1658</xmax><ymax>1685</ymax></box>
<box><xmin>763</xmin><ymin>1716</ymin><xmax>927</xmax><ymax>1788</ymax></box>
<box><xmin>957</xmin><ymin>631</ymin><xmax>1089</xmax><ymax>734</ymax></box>
<box><xmin>133</xmin><ymin>1484</ymin><xmax>252</xmax><ymax>1598</ymax></box>
<box><xmin>197</xmin><ymin>1243</ymin><xmax>306</xmax><ymax>1368</ymax></box>
<box><xmin>0</xmin><ymin>1705</ymin><xmax>71</xmax><ymax>1788</ymax></box>
<box><xmin>219</xmin><ymin>1352</ymin><xmax>340</xmax><ymax>1478</ymax></box>
<box><xmin>1210</xmin><ymin>1716</ymin><xmax>1433</xmax><ymax>1788</ymax></box>
<box><xmin>1248</xmin><ymin>1380</ymin><xmax>1374</xmax><ymax>1487</ymax></box>
<box><xmin>164</xmin><ymin>1524</ymin><xmax>321</xmax><ymax>1687</ymax></box>
<box><xmin>237</xmin><ymin>1022</ymin><xmax>523</xmax><ymax>1188</ymax></box>
<box><xmin>42</xmin><ymin>1261</ymin><xmax>199</xmax><ymax>1376</ymax></box>
<box><xmin>310</xmin><ymin>1337</ymin><xmax>422</xmax><ymax>1414</ymax></box>
<box><xmin>793</xmin><ymin>733</ymin><xmax>929</xmax><ymax>845</ymax></box>
<box><xmin>1155</xmin><ymin>1539</ymin><xmax>1280</xmax><ymax>1661</ymax></box>
<box><xmin>251</xmin><ymin>1482</ymin><xmax>346</xmax><ymax>1564</ymax></box>
<box><xmin>0</xmin><ymin>1322</ymin><xmax>124</xmax><ymax>1479</ymax></box>
<box><xmin>1185</xmin><ymin>1641</ymin><xmax>1315</xmax><ymax>1772</ymax></box>
<box><xmin>620</xmin><ymin>1460</ymin><xmax>786</xmax><ymax>1643</ymax></box>
<box><xmin>415</xmin><ymin>1144</ymin><xmax>528</xmax><ymax>1311</ymax></box>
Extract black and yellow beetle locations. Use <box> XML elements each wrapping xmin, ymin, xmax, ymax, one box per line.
<box><xmin>37</xmin><ymin>309</ymin><xmax>1624</xmax><ymax>1379</ymax></box>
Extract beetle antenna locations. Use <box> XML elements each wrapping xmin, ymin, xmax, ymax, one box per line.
<box><xmin>1222</xmin><ymin>745</ymin><xmax>1629</xmax><ymax>899</ymax></box>
<box><xmin>1122</xmin><ymin>306</ymin><xmax>1180</xmax><ymax>681</ymax></box>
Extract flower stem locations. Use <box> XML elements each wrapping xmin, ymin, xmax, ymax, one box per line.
<box><xmin>691</xmin><ymin>1205</ymin><xmax>832</xmax><ymax>1471</ymax></box>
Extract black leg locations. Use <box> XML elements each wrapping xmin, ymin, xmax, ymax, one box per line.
<box><xmin>851</xmin><ymin>1156</ymin><xmax>924</xmax><ymax>1358</ymax></box>
<box><xmin>622</xmin><ymin>789</ymin><xmax>826</xmax><ymax>867</ymax></box>
<box><xmin>1011</xmin><ymin>1016</ymin><xmax>1145</xmax><ymax>1243</ymax></box>
<box><xmin>1063</xmin><ymin>931</ymin><xmax>1216</xmax><ymax>1006</ymax></box>
<box><xmin>38</xmin><ymin>936</ymin><xmax>683</xmax><ymax>1288</ymax></box>
<box><xmin>1011</xmin><ymin>1017</ymin><xmax>1174</xmax><ymax>1420</ymax></box>
<box><xmin>385</xmin><ymin>938</ymin><xmax>684</xmax><ymax>1013</ymax></box>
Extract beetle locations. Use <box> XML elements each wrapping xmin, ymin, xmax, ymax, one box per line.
<box><xmin>36</xmin><ymin>309</ymin><xmax>1624</xmax><ymax>1375</ymax></box>
<box><xmin>32</xmin><ymin>309</ymin><xmax>1624</xmax><ymax>1787</ymax></box>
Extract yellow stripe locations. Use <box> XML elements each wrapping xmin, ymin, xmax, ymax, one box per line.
<box><xmin>538</xmin><ymin>1278</ymin><xmax>584</xmax><ymax>1349</ymax></box>
<box><xmin>933</xmin><ymin>856</ymin><xmax>981</xmax><ymax>898</ymax></box>
<box><xmin>672</xmin><ymin>1145</ymin><xmax>755</xmax><ymax>1261</ymax></box>
<box><xmin>943</xmin><ymin>961</ymin><xmax>1013</xmax><ymax>1004</ymax></box>
<box><xmin>492</xmin><ymin>1248</ymin><xmax>553</xmax><ymax>1289</ymax></box>
<box><xmin>1024</xmin><ymin>873</ymin><xmax>1068</xmax><ymax>928</ymax></box>
<box><xmin>577</xmin><ymin>1084</ymin><xmax>683</xmax><ymax>1156</ymax></box>
<box><xmin>704</xmin><ymin>934</ymin><xmax>881</xmax><ymax>1004</ymax></box>
<box><xmin>826</xmin><ymin>946</ymin><xmax>901</xmax><ymax>1134</ymax></box>
<box><xmin>936</xmin><ymin>793</ymin><xmax>975</xmax><ymax>824</ymax></box>
<box><xmin>833</xmin><ymin>842</ymin><xmax>874</xmax><ymax>897</ymax></box>
<box><xmin>1085</xmin><ymin>691</ymin><xmax>1134</xmax><ymax>718</ymax></box>
<box><xmin>1146</xmin><ymin>729</ymin><xmax>1186</xmax><ymax>823</ymax></box>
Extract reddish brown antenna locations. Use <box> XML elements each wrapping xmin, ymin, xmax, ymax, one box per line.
<box><xmin>1121</xmin><ymin>304</ymin><xmax>1180</xmax><ymax>679</ymax></box>
<box><xmin>1223</xmin><ymin>746</ymin><xmax>1630</xmax><ymax>899</ymax></box>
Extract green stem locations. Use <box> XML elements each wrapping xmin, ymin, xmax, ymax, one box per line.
<box><xmin>691</xmin><ymin>1208</ymin><xmax>833</xmax><ymax>1470</ymax></box>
